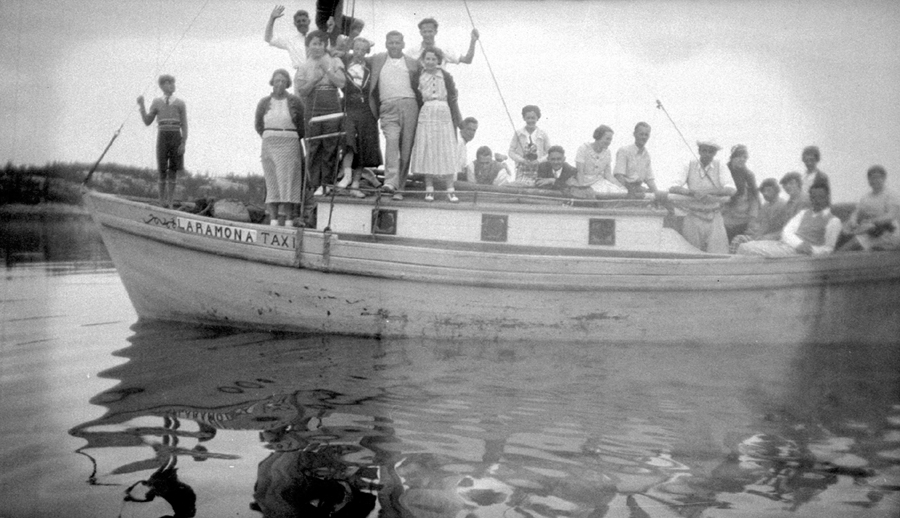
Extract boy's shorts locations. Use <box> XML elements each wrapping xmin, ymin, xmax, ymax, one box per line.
<box><xmin>156</xmin><ymin>131</ymin><xmax>184</xmax><ymax>180</ymax></box>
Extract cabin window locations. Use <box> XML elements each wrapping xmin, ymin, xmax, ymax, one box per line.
<box><xmin>371</xmin><ymin>209</ymin><xmax>398</xmax><ymax>235</ymax></box>
<box><xmin>588</xmin><ymin>218</ymin><xmax>616</xmax><ymax>246</ymax></box>
<box><xmin>481</xmin><ymin>214</ymin><xmax>508</xmax><ymax>242</ymax></box>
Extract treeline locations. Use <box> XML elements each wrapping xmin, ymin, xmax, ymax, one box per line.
<box><xmin>1</xmin><ymin>161</ymin><xmax>266</xmax><ymax>206</ymax></box>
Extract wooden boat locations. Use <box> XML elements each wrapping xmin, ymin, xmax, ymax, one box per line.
<box><xmin>83</xmin><ymin>187</ymin><xmax>900</xmax><ymax>345</ymax></box>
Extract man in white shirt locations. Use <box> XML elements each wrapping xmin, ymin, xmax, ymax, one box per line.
<box><xmin>368</xmin><ymin>31</ymin><xmax>420</xmax><ymax>200</ymax></box>
<box><xmin>264</xmin><ymin>5</ymin><xmax>311</xmax><ymax>70</ymax></box>
<box><xmin>614</xmin><ymin>121</ymin><xmax>657</xmax><ymax>196</ymax></box>
<box><xmin>737</xmin><ymin>180</ymin><xmax>841</xmax><ymax>257</ymax></box>
<box><xmin>668</xmin><ymin>139</ymin><xmax>736</xmax><ymax>254</ymax></box>
<box><xmin>405</xmin><ymin>17</ymin><xmax>478</xmax><ymax>64</ymax></box>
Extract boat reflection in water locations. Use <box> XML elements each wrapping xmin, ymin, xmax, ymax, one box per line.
<box><xmin>69</xmin><ymin>321</ymin><xmax>900</xmax><ymax>517</ymax></box>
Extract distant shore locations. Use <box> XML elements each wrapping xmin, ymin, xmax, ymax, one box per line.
<box><xmin>0</xmin><ymin>202</ymin><xmax>90</xmax><ymax>219</ymax></box>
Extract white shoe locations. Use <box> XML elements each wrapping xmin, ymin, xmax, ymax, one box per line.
<box><xmin>314</xmin><ymin>187</ymin><xmax>324</xmax><ymax>196</ymax></box>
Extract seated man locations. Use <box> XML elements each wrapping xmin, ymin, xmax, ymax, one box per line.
<box><xmin>465</xmin><ymin>146</ymin><xmax>512</xmax><ymax>186</ymax></box>
<box><xmin>737</xmin><ymin>180</ymin><xmax>841</xmax><ymax>257</ymax></box>
<box><xmin>535</xmin><ymin>145</ymin><xmax>577</xmax><ymax>191</ymax></box>
<box><xmin>839</xmin><ymin>165</ymin><xmax>900</xmax><ymax>251</ymax></box>
<box><xmin>729</xmin><ymin>177</ymin><xmax>790</xmax><ymax>252</ymax></box>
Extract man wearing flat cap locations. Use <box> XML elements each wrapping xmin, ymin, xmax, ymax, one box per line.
<box><xmin>668</xmin><ymin>139</ymin><xmax>736</xmax><ymax>253</ymax></box>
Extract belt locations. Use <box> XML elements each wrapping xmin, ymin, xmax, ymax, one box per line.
<box><xmin>315</xmin><ymin>85</ymin><xmax>337</xmax><ymax>91</ymax></box>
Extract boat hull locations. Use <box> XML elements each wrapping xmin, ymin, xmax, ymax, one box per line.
<box><xmin>85</xmin><ymin>191</ymin><xmax>900</xmax><ymax>345</ymax></box>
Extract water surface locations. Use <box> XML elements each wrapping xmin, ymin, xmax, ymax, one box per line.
<box><xmin>1</xmin><ymin>221</ymin><xmax>899</xmax><ymax>517</ymax></box>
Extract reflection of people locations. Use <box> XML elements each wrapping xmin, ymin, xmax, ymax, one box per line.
<box><xmin>264</xmin><ymin>5</ymin><xmax>311</xmax><ymax>70</ymax></box>
<box><xmin>722</xmin><ymin>145</ymin><xmax>760</xmax><ymax>241</ymax></box>
<box><xmin>410</xmin><ymin>48</ymin><xmax>462</xmax><ymax>202</ymax></box>
<box><xmin>508</xmin><ymin>105</ymin><xmax>550</xmax><ymax>185</ymax></box>
<box><xmin>255</xmin><ymin>69</ymin><xmax>305</xmax><ymax>226</ymax></box>
<box><xmin>668</xmin><ymin>139</ymin><xmax>736</xmax><ymax>253</ymax></box>
<box><xmin>839</xmin><ymin>165</ymin><xmax>900</xmax><ymax>251</ymax></box>
<box><xmin>252</xmin><ymin>446</ymin><xmax>377</xmax><ymax>517</ymax></box>
<box><xmin>137</xmin><ymin>74</ymin><xmax>187</xmax><ymax>208</ymax></box>
<box><xmin>124</xmin><ymin>463</ymin><xmax>197</xmax><ymax>518</ymax></box>
<box><xmin>575</xmin><ymin>125</ymin><xmax>624</xmax><ymax>194</ymax></box>
<box><xmin>737</xmin><ymin>180</ymin><xmax>841</xmax><ymax>257</ymax></box>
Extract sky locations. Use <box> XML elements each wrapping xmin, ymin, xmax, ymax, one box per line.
<box><xmin>1</xmin><ymin>0</ymin><xmax>899</xmax><ymax>202</ymax></box>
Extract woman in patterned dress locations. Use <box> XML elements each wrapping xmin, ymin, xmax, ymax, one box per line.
<box><xmin>255</xmin><ymin>69</ymin><xmax>305</xmax><ymax>226</ymax></box>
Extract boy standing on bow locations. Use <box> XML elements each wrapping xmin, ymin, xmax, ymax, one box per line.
<box><xmin>138</xmin><ymin>74</ymin><xmax>188</xmax><ymax>208</ymax></box>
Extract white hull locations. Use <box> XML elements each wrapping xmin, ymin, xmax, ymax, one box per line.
<box><xmin>85</xmin><ymin>190</ymin><xmax>900</xmax><ymax>345</ymax></box>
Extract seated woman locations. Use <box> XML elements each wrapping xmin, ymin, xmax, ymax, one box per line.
<box><xmin>508</xmin><ymin>105</ymin><xmax>550</xmax><ymax>186</ymax></box>
<box><xmin>729</xmin><ymin>177</ymin><xmax>789</xmax><ymax>252</ymax></box>
<box><xmin>574</xmin><ymin>125</ymin><xmax>626</xmax><ymax>195</ymax></box>
<box><xmin>839</xmin><ymin>165</ymin><xmax>900</xmax><ymax>251</ymax></box>
<box><xmin>255</xmin><ymin>69</ymin><xmax>305</xmax><ymax>226</ymax></box>
<box><xmin>409</xmin><ymin>48</ymin><xmax>462</xmax><ymax>202</ymax></box>
<box><xmin>466</xmin><ymin>146</ymin><xmax>512</xmax><ymax>186</ymax></box>
<box><xmin>722</xmin><ymin>145</ymin><xmax>760</xmax><ymax>241</ymax></box>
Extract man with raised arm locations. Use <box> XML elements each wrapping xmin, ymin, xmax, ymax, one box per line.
<box><xmin>668</xmin><ymin>139</ymin><xmax>736</xmax><ymax>254</ymax></box>
<box><xmin>405</xmin><ymin>17</ymin><xmax>479</xmax><ymax>64</ymax></box>
<box><xmin>613</xmin><ymin>121</ymin><xmax>657</xmax><ymax>196</ymax></box>
<box><xmin>264</xmin><ymin>5</ymin><xmax>311</xmax><ymax>70</ymax></box>
<box><xmin>368</xmin><ymin>31</ymin><xmax>420</xmax><ymax>200</ymax></box>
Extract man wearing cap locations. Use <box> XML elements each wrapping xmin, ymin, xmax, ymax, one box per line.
<box><xmin>668</xmin><ymin>139</ymin><xmax>736</xmax><ymax>253</ymax></box>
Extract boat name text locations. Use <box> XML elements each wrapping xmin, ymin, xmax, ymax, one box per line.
<box><xmin>175</xmin><ymin>217</ymin><xmax>296</xmax><ymax>249</ymax></box>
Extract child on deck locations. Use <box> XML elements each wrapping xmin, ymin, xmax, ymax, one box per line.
<box><xmin>138</xmin><ymin>74</ymin><xmax>188</xmax><ymax>208</ymax></box>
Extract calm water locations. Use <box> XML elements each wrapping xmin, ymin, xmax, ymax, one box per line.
<box><xmin>1</xmin><ymin>218</ymin><xmax>899</xmax><ymax>517</ymax></box>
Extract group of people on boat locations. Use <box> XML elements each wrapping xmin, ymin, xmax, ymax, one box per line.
<box><xmin>137</xmin><ymin>1</ymin><xmax>900</xmax><ymax>256</ymax></box>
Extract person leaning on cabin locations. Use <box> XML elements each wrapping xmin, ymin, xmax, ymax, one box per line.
<box><xmin>466</xmin><ymin>146</ymin><xmax>512</xmax><ymax>186</ymax></box>
<box><xmin>295</xmin><ymin>30</ymin><xmax>345</xmax><ymax>196</ymax></box>
<box><xmin>335</xmin><ymin>38</ymin><xmax>383</xmax><ymax>198</ymax></box>
<box><xmin>667</xmin><ymin>139</ymin><xmax>737</xmax><ymax>254</ymax></box>
<box><xmin>455</xmin><ymin>116</ymin><xmax>509</xmax><ymax>181</ymax></box>
<box><xmin>367</xmin><ymin>30</ymin><xmax>420</xmax><ymax>200</ymax></box>
<box><xmin>508</xmin><ymin>105</ymin><xmax>551</xmax><ymax>185</ymax></box>
<box><xmin>264</xmin><ymin>5</ymin><xmax>311</xmax><ymax>70</ymax></box>
<box><xmin>737</xmin><ymin>179</ymin><xmax>841</xmax><ymax>257</ymax></box>
<box><xmin>729</xmin><ymin>177</ymin><xmax>791</xmax><ymax>252</ymax></box>
<box><xmin>137</xmin><ymin>74</ymin><xmax>187</xmax><ymax>209</ymax></box>
<box><xmin>613</xmin><ymin>121</ymin><xmax>657</xmax><ymax>196</ymax></box>
<box><xmin>535</xmin><ymin>145</ymin><xmax>578</xmax><ymax>191</ymax></box>
<box><xmin>838</xmin><ymin>165</ymin><xmax>900</xmax><ymax>251</ymax></box>
<box><xmin>255</xmin><ymin>69</ymin><xmax>305</xmax><ymax>226</ymax></box>
<box><xmin>574</xmin><ymin>125</ymin><xmax>626</xmax><ymax>195</ymax></box>
<box><xmin>721</xmin><ymin>144</ymin><xmax>761</xmax><ymax>242</ymax></box>
<box><xmin>799</xmin><ymin>145</ymin><xmax>829</xmax><ymax>204</ymax></box>
<box><xmin>405</xmin><ymin>17</ymin><xmax>479</xmax><ymax>65</ymax></box>
<box><xmin>409</xmin><ymin>48</ymin><xmax>463</xmax><ymax>203</ymax></box>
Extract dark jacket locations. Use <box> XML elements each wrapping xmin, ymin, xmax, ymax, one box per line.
<box><xmin>255</xmin><ymin>94</ymin><xmax>305</xmax><ymax>138</ymax></box>
<box><xmin>537</xmin><ymin>161</ymin><xmax>577</xmax><ymax>190</ymax></box>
